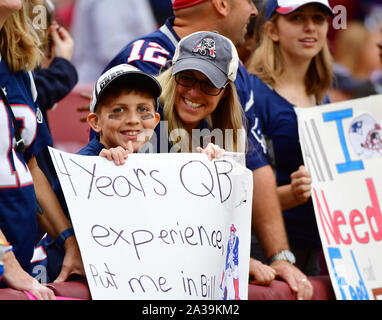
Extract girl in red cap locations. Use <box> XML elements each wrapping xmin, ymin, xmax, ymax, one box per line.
<box><xmin>247</xmin><ymin>1</ymin><xmax>333</xmax><ymax>276</ymax></box>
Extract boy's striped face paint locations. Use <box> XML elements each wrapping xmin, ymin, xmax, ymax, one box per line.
<box><xmin>108</xmin><ymin>108</ymin><xmax>155</xmax><ymax>121</ymax></box>
<box><xmin>141</xmin><ymin>112</ymin><xmax>155</xmax><ymax>120</ymax></box>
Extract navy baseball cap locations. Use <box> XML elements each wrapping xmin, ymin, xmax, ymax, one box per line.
<box><xmin>172</xmin><ymin>31</ymin><xmax>239</xmax><ymax>89</ymax></box>
<box><xmin>90</xmin><ymin>64</ymin><xmax>162</xmax><ymax>113</ymax></box>
<box><xmin>265</xmin><ymin>0</ymin><xmax>334</xmax><ymax>21</ymax></box>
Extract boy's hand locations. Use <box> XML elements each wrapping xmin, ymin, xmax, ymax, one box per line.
<box><xmin>99</xmin><ymin>142</ymin><xmax>134</xmax><ymax>165</ymax></box>
<box><xmin>196</xmin><ymin>143</ymin><xmax>225</xmax><ymax>160</ymax></box>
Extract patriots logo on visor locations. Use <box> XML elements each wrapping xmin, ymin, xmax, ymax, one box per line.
<box><xmin>193</xmin><ymin>38</ymin><xmax>216</xmax><ymax>58</ymax></box>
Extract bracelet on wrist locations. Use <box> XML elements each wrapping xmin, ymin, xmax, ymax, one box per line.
<box><xmin>56</xmin><ymin>227</ymin><xmax>75</xmax><ymax>246</ymax></box>
<box><xmin>0</xmin><ymin>242</ymin><xmax>12</xmax><ymax>261</ymax></box>
<box><xmin>5</xmin><ymin>246</ymin><xmax>13</xmax><ymax>254</ymax></box>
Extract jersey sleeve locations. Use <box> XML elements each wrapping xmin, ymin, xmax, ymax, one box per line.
<box><xmin>23</xmin><ymin>72</ymin><xmax>53</xmax><ymax>162</ymax></box>
<box><xmin>33</xmin><ymin>58</ymin><xmax>78</xmax><ymax>111</ymax></box>
<box><xmin>245</xmin><ymin>116</ymin><xmax>269</xmax><ymax>170</ymax></box>
<box><xmin>103</xmin><ymin>36</ymin><xmax>172</xmax><ymax>76</ymax></box>
<box><xmin>235</xmin><ymin>65</ymin><xmax>269</xmax><ymax>171</ymax></box>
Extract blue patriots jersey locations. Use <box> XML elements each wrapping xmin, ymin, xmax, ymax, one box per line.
<box><xmin>103</xmin><ymin>17</ymin><xmax>268</xmax><ymax>171</ymax></box>
<box><xmin>251</xmin><ymin>74</ymin><xmax>330</xmax><ymax>249</ymax></box>
<box><xmin>0</xmin><ymin>58</ymin><xmax>52</xmax><ymax>274</ymax></box>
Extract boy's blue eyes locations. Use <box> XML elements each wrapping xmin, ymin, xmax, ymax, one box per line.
<box><xmin>137</xmin><ymin>106</ymin><xmax>149</xmax><ymax>113</ymax></box>
<box><xmin>113</xmin><ymin>107</ymin><xmax>124</xmax><ymax>113</ymax></box>
<box><xmin>112</xmin><ymin>106</ymin><xmax>151</xmax><ymax>114</ymax></box>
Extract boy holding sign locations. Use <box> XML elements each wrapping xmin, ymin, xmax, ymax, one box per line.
<box><xmin>79</xmin><ymin>62</ymin><xmax>276</xmax><ymax>290</ymax></box>
<box><xmin>84</xmin><ymin>63</ymin><xmax>223</xmax><ymax>162</ymax></box>
<box><xmin>40</xmin><ymin>64</ymin><xmax>225</xmax><ymax>281</ymax></box>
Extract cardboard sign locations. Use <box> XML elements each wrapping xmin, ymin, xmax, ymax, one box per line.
<box><xmin>297</xmin><ymin>94</ymin><xmax>382</xmax><ymax>300</ymax></box>
<box><xmin>49</xmin><ymin>148</ymin><xmax>253</xmax><ymax>300</ymax></box>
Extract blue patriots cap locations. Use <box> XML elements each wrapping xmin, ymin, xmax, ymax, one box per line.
<box><xmin>90</xmin><ymin>64</ymin><xmax>162</xmax><ymax>113</ymax></box>
<box><xmin>172</xmin><ymin>31</ymin><xmax>239</xmax><ymax>89</ymax></box>
<box><xmin>265</xmin><ymin>0</ymin><xmax>334</xmax><ymax>21</ymax></box>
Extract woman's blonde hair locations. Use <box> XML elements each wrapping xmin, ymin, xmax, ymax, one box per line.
<box><xmin>247</xmin><ymin>13</ymin><xmax>333</xmax><ymax>103</ymax></box>
<box><xmin>157</xmin><ymin>66</ymin><xmax>246</xmax><ymax>152</ymax></box>
<box><xmin>0</xmin><ymin>3</ymin><xmax>42</xmax><ymax>72</ymax></box>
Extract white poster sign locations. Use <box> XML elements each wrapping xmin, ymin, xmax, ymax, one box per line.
<box><xmin>49</xmin><ymin>148</ymin><xmax>253</xmax><ymax>300</ymax></box>
<box><xmin>298</xmin><ymin>94</ymin><xmax>382</xmax><ymax>300</ymax></box>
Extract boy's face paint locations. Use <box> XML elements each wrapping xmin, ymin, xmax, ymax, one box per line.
<box><xmin>141</xmin><ymin>112</ymin><xmax>155</xmax><ymax>120</ymax></box>
<box><xmin>107</xmin><ymin>112</ymin><xmax>155</xmax><ymax>121</ymax></box>
<box><xmin>97</xmin><ymin>91</ymin><xmax>160</xmax><ymax>152</ymax></box>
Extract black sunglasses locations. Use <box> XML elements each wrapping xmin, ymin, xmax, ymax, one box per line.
<box><xmin>174</xmin><ymin>72</ymin><xmax>228</xmax><ymax>96</ymax></box>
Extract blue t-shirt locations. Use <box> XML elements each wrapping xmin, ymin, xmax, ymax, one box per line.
<box><xmin>250</xmin><ymin>74</ymin><xmax>330</xmax><ymax>249</ymax></box>
<box><xmin>77</xmin><ymin>136</ymin><xmax>105</xmax><ymax>156</ymax></box>
<box><xmin>101</xmin><ymin>17</ymin><xmax>268</xmax><ymax>170</ymax></box>
<box><xmin>0</xmin><ymin>58</ymin><xmax>52</xmax><ymax>272</ymax></box>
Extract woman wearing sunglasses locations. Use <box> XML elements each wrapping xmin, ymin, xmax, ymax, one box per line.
<box><xmin>156</xmin><ymin>31</ymin><xmax>276</xmax><ymax>287</ymax></box>
<box><xmin>156</xmin><ymin>31</ymin><xmax>247</xmax><ymax>155</ymax></box>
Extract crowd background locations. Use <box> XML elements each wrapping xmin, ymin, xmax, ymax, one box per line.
<box><xmin>46</xmin><ymin>0</ymin><xmax>382</xmax><ymax>276</ymax></box>
<box><xmin>1</xmin><ymin>0</ymin><xmax>381</xmax><ymax>300</ymax></box>
<box><xmin>50</xmin><ymin>0</ymin><xmax>382</xmax><ymax>98</ymax></box>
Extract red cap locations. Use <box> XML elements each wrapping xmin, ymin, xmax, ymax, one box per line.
<box><xmin>171</xmin><ymin>0</ymin><xmax>208</xmax><ymax>10</ymax></box>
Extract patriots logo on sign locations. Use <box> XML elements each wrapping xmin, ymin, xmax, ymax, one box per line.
<box><xmin>349</xmin><ymin>113</ymin><xmax>382</xmax><ymax>158</ymax></box>
<box><xmin>351</xmin><ymin>121</ymin><xmax>363</xmax><ymax>134</ymax></box>
<box><xmin>193</xmin><ymin>38</ymin><xmax>216</xmax><ymax>58</ymax></box>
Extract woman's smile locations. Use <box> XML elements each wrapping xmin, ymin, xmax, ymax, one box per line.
<box><xmin>183</xmin><ymin>97</ymin><xmax>203</xmax><ymax>110</ymax></box>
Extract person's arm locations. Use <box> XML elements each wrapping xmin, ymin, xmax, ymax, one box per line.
<box><xmin>251</xmin><ymin>165</ymin><xmax>314</xmax><ymax>300</ymax></box>
<box><xmin>28</xmin><ymin>157</ymin><xmax>85</xmax><ymax>282</ymax></box>
<box><xmin>251</xmin><ymin>165</ymin><xmax>289</xmax><ymax>257</ymax></box>
<box><xmin>0</xmin><ymin>229</ymin><xmax>55</xmax><ymax>299</ymax></box>
<box><xmin>34</xmin><ymin>58</ymin><xmax>78</xmax><ymax>111</ymax></box>
<box><xmin>34</xmin><ymin>23</ymin><xmax>78</xmax><ymax>111</ymax></box>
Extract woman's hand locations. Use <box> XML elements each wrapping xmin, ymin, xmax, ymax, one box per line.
<box><xmin>49</xmin><ymin>22</ymin><xmax>74</xmax><ymax>61</ymax></box>
<box><xmin>196</xmin><ymin>143</ymin><xmax>225</xmax><ymax>160</ymax></box>
<box><xmin>290</xmin><ymin>165</ymin><xmax>312</xmax><ymax>204</ymax></box>
<box><xmin>249</xmin><ymin>258</ymin><xmax>276</xmax><ymax>286</ymax></box>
